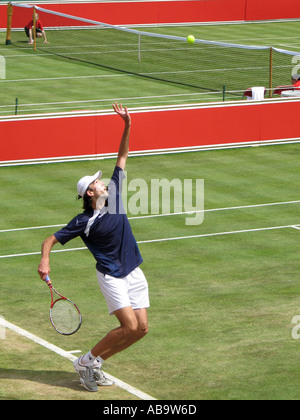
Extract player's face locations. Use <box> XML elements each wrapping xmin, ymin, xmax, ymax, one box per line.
<box><xmin>89</xmin><ymin>178</ymin><xmax>108</xmax><ymax>199</ymax></box>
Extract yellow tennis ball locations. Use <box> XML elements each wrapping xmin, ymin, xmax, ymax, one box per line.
<box><xmin>187</xmin><ymin>35</ymin><xmax>195</xmax><ymax>44</ymax></box>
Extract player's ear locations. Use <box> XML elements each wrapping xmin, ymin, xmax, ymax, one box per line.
<box><xmin>86</xmin><ymin>189</ymin><xmax>94</xmax><ymax>197</ymax></box>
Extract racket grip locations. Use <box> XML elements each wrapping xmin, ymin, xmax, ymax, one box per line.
<box><xmin>45</xmin><ymin>275</ymin><xmax>51</xmax><ymax>284</ymax></box>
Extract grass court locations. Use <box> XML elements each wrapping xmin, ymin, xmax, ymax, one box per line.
<box><xmin>0</xmin><ymin>18</ymin><xmax>300</xmax><ymax>400</ymax></box>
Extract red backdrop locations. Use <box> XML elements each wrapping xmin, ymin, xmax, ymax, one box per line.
<box><xmin>1</xmin><ymin>101</ymin><xmax>300</xmax><ymax>163</ymax></box>
<box><xmin>2</xmin><ymin>0</ymin><xmax>300</xmax><ymax>29</ymax></box>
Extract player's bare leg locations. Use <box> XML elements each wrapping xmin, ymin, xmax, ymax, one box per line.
<box><xmin>91</xmin><ymin>307</ymin><xmax>148</xmax><ymax>360</ymax></box>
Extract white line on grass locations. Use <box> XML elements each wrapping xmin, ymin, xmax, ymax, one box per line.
<box><xmin>0</xmin><ymin>73</ymin><xmax>137</xmax><ymax>83</ymax></box>
<box><xmin>0</xmin><ymin>223</ymin><xmax>65</xmax><ymax>233</ymax></box>
<box><xmin>1</xmin><ymin>199</ymin><xmax>300</xmax><ymax>234</ymax></box>
<box><xmin>129</xmin><ymin>199</ymin><xmax>300</xmax><ymax>220</ymax></box>
<box><xmin>0</xmin><ymin>223</ymin><xmax>299</xmax><ymax>259</ymax></box>
<box><xmin>137</xmin><ymin>224</ymin><xmax>300</xmax><ymax>244</ymax></box>
<box><xmin>0</xmin><ymin>247</ymin><xmax>86</xmax><ymax>259</ymax></box>
<box><xmin>0</xmin><ymin>318</ymin><xmax>156</xmax><ymax>401</ymax></box>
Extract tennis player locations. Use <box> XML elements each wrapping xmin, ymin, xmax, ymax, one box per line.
<box><xmin>37</xmin><ymin>103</ymin><xmax>150</xmax><ymax>392</ymax></box>
<box><xmin>25</xmin><ymin>13</ymin><xmax>48</xmax><ymax>44</ymax></box>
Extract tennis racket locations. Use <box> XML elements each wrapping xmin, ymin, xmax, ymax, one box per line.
<box><xmin>44</xmin><ymin>275</ymin><xmax>82</xmax><ymax>335</ymax></box>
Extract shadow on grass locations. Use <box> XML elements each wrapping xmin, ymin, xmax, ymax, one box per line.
<box><xmin>0</xmin><ymin>367</ymin><xmax>85</xmax><ymax>393</ymax></box>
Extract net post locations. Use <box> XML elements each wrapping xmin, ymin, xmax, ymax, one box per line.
<box><xmin>33</xmin><ymin>6</ymin><xmax>37</xmax><ymax>51</ymax></box>
<box><xmin>269</xmin><ymin>47</ymin><xmax>273</xmax><ymax>98</ymax></box>
<box><xmin>5</xmin><ymin>2</ymin><xmax>13</xmax><ymax>45</ymax></box>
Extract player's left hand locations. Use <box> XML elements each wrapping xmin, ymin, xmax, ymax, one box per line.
<box><xmin>112</xmin><ymin>102</ymin><xmax>131</xmax><ymax>125</ymax></box>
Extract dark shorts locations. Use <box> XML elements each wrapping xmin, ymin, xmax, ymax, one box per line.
<box><xmin>24</xmin><ymin>27</ymin><xmax>42</xmax><ymax>37</ymax></box>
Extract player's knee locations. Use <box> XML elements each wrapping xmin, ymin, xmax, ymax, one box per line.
<box><xmin>123</xmin><ymin>321</ymin><xmax>148</xmax><ymax>339</ymax></box>
<box><xmin>122</xmin><ymin>319</ymin><xmax>139</xmax><ymax>336</ymax></box>
<box><xmin>138</xmin><ymin>322</ymin><xmax>149</xmax><ymax>337</ymax></box>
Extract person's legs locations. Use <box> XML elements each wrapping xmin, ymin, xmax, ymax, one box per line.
<box><xmin>74</xmin><ymin>306</ymin><xmax>148</xmax><ymax>390</ymax></box>
<box><xmin>74</xmin><ymin>268</ymin><xmax>149</xmax><ymax>391</ymax></box>
<box><xmin>91</xmin><ymin>306</ymin><xmax>148</xmax><ymax>360</ymax></box>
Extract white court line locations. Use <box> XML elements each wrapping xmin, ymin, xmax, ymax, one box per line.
<box><xmin>0</xmin><ymin>247</ymin><xmax>86</xmax><ymax>259</ymax></box>
<box><xmin>0</xmin><ymin>223</ymin><xmax>299</xmax><ymax>259</ymax></box>
<box><xmin>138</xmin><ymin>224</ymin><xmax>300</xmax><ymax>244</ymax></box>
<box><xmin>0</xmin><ymin>318</ymin><xmax>156</xmax><ymax>401</ymax></box>
<box><xmin>0</xmin><ymin>223</ymin><xmax>65</xmax><ymax>234</ymax></box>
<box><xmin>0</xmin><ymin>73</ymin><xmax>137</xmax><ymax>82</ymax></box>
<box><xmin>129</xmin><ymin>199</ymin><xmax>300</xmax><ymax>220</ymax></box>
<box><xmin>1</xmin><ymin>199</ymin><xmax>300</xmax><ymax>234</ymax></box>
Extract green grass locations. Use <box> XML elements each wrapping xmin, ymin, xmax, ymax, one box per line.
<box><xmin>1</xmin><ymin>144</ymin><xmax>300</xmax><ymax>400</ymax></box>
<box><xmin>1</xmin><ymin>20</ymin><xmax>300</xmax><ymax>115</ymax></box>
<box><xmin>1</xmin><ymin>16</ymin><xmax>300</xmax><ymax>400</ymax></box>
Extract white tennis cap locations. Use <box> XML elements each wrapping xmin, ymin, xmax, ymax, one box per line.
<box><xmin>77</xmin><ymin>170</ymin><xmax>102</xmax><ymax>197</ymax></box>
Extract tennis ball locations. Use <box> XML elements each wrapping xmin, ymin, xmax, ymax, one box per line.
<box><xmin>187</xmin><ymin>35</ymin><xmax>195</xmax><ymax>44</ymax></box>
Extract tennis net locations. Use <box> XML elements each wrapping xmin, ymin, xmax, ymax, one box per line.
<box><xmin>6</xmin><ymin>2</ymin><xmax>300</xmax><ymax>96</ymax></box>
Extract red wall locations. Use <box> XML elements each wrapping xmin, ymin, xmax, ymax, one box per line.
<box><xmin>245</xmin><ymin>0</ymin><xmax>300</xmax><ymax>21</ymax></box>
<box><xmin>3</xmin><ymin>1</ymin><xmax>246</xmax><ymax>29</ymax></box>
<box><xmin>2</xmin><ymin>0</ymin><xmax>300</xmax><ymax>29</ymax></box>
<box><xmin>1</xmin><ymin>101</ymin><xmax>300</xmax><ymax>163</ymax></box>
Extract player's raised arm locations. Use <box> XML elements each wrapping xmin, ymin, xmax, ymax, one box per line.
<box><xmin>113</xmin><ymin>103</ymin><xmax>131</xmax><ymax>171</ymax></box>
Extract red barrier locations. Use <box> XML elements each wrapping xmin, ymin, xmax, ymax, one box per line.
<box><xmin>2</xmin><ymin>1</ymin><xmax>247</xmax><ymax>29</ymax></box>
<box><xmin>0</xmin><ymin>115</ymin><xmax>98</xmax><ymax>161</ymax></box>
<box><xmin>1</xmin><ymin>101</ymin><xmax>300</xmax><ymax>163</ymax></box>
<box><xmin>245</xmin><ymin>0</ymin><xmax>300</xmax><ymax>21</ymax></box>
<box><xmin>2</xmin><ymin>0</ymin><xmax>300</xmax><ymax>30</ymax></box>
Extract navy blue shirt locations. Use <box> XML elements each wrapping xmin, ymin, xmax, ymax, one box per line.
<box><xmin>54</xmin><ymin>166</ymin><xmax>143</xmax><ymax>278</ymax></box>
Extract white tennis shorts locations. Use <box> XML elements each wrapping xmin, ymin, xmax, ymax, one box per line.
<box><xmin>97</xmin><ymin>266</ymin><xmax>150</xmax><ymax>315</ymax></box>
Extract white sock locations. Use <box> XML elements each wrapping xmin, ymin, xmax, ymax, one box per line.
<box><xmin>81</xmin><ymin>350</ymin><xmax>96</xmax><ymax>366</ymax></box>
<box><xmin>94</xmin><ymin>356</ymin><xmax>105</xmax><ymax>367</ymax></box>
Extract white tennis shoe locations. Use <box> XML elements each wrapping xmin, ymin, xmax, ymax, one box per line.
<box><xmin>73</xmin><ymin>356</ymin><xmax>98</xmax><ymax>392</ymax></box>
<box><xmin>93</xmin><ymin>358</ymin><xmax>114</xmax><ymax>386</ymax></box>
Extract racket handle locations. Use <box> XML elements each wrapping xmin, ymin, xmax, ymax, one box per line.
<box><xmin>45</xmin><ymin>275</ymin><xmax>52</xmax><ymax>285</ymax></box>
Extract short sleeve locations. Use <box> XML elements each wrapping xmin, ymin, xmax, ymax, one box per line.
<box><xmin>54</xmin><ymin>214</ymin><xmax>88</xmax><ymax>245</ymax></box>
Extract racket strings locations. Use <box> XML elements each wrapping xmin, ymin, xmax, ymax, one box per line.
<box><xmin>50</xmin><ymin>299</ymin><xmax>81</xmax><ymax>334</ymax></box>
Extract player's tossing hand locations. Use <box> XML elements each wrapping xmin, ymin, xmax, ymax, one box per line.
<box><xmin>112</xmin><ymin>102</ymin><xmax>131</xmax><ymax>125</ymax></box>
